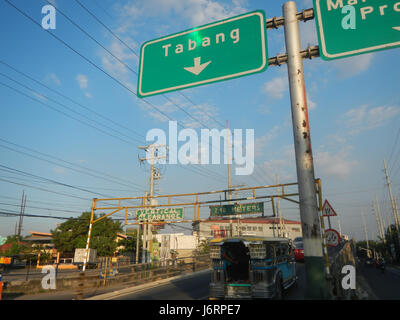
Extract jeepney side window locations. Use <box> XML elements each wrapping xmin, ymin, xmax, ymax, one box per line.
<box><xmin>265</xmin><ymin>245</ymin><xmax>273</xmax><ymax>260</ymax></box>
<box><xmin>282</xmin><ymin>245</ymin><xmax>288</xmax><ymax>261</ymax></box>
<box><xmin>275</xmin><ymin>246</ymin><xmax>281</xmax><ymax>257</ymax></box>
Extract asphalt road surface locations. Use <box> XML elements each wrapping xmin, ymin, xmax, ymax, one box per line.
<box><xmin>359</xmin><ymin>264</ymin><xmax>400</xmax><ymax>300</ymax></box>
<box><xmin>106</xmin><ymin>263</ymin><xmax>306</xmax><ymax>300</ymax></box>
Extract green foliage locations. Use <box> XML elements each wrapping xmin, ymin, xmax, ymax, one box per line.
<box><xmin>357</xmin><ymin>225</ymin><xmax>400</xmax><ymax>262</ymax></box>
<box><xmin>196</xmin><ymin>239</ymin><xmax>210</xmax><ymax>255</ymax></box>
<box><xmin>5</xmin><ymin>235</ymin><xmax>23</xmax><ymax>244</ymax></box>
<box><xmin>51</xmin><ymin>211</ymin><xmax>122</xmax><ymax>256</ymax></box>
<box><xmin>0</xmin><ymin>235</ymin><xmax>32</xmax><ymax>257</ymax></box>
<box><xmin>117</xmin><ymin>229</ymin><xmax>143</xmax><ymax>256</ymax></box>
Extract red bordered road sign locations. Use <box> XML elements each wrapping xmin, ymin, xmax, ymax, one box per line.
<box><xmin>325</xmin><ymin>229</ymin><xmax>340</xmax><ymax>247</ymax></box>
<box><xmin>322</xmin><ymin>200</ymin><xmax>337</xmax><ymax>217</ymax></box>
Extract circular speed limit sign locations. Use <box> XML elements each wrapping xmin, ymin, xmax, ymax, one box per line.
<box><xmin>325</xmin><ymin>229</ymin><xmax>340</xmax><ymax>247</ymax></box>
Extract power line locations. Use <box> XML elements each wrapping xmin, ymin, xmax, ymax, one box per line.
<box><xmin>3</xmin><ymin>0</ymin><xmax>256</xmax><ymax>186</ymax></box>
<box><xmin>72</xmin><ymin>0</ymin><xmax>227</xmax><ymax>130</ymax></box>
<box><xmin>388</xmin><ymin>126</ymin><xmax>400</xmax><ymax>170</ymax></box>
<box><xmin>0</xmin><ymin>73</ymin><xmax>142</xmax><ymax>145</ymax></box>
<box><xmin>0</xmin><ymin>177</ymin><xmax>91</xmax><ymax>201</ymax></box>
<box><xmin>0</xmin><ymin>201</ymin><xmax>83</xmax><ymax>214</ymax></box>
<box><xmin>0</xmin><ymin>60</ymin><xmax>146</xmax><ymax>141</ymax></box>
<box><xmin>39</xmin><ymin>0</ymin><xmax>231</xmax><ymax>182</ymax></box>
<box><xmin>0</xmin><ymin>164</ymin><xmax>116</xmax><ymax>198</ymax></box>
<box><xmin>0</xmin><ymin>137</ymin><xmax>147</xmax><ymax>192</ymax></box>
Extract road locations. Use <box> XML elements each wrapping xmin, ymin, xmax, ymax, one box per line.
<box><xmin>359</xmin><ymin>264</ymin><xmax>400</xmax><ymax>300</ymax></box>
<box><xmin>104</xmin><ymin>263</ymin><xmax>306</xmax><ymax>300</ymax></box>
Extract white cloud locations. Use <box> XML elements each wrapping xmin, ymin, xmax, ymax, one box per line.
<box><xmin>344</xmin><ymin>104</ymin><xmax>400</xmax><ymax>135</ymax></box>
<box><xmin>120</xmin><ymin>0</ymin><xmax>248</xmax><ymax>26</ymax></box>
<box><xmin>32</xmin><ymin>92</ymin><xmax>47</xmax><ymax>102</ymax></box>
<box><xmin>333</xmin><ymin>53</ymin><xmax>375</xmax><ymax>78</ymax></box>
<box><xmin>45</xmin><ymin>73</ymin><xmax>61</xmax><ymax>86</ymax></box>
<box><xmin>261</xmin><ymin>76</ymin><xmax>288</xmax><ymax>100</ymax></box>
<box><xmin>307</xmin><ymin>94</ymin><xmax>317</xmax><ymax>110</ymax></box>
<box><xmin>255</xmin><ymin>126</ymin><xmax>280</xmax><ymax>157</ymax></box>
<box><xmin>52</xmin><ymin>166</ymin><xmax>66</xmax><ymax>174</ymax></box>
<box><xmin>315</xmin><ymin>148</ymin><xmax>358</xmax><ymax>180</ymax></box>
<box><xmin>182</xmin><ymin>103</ymin><xmax>219</xmax><ymax>129</ymax></box>
<box><xmin>76</xmin><ymin>74</ymin><xmax>88</xmax><ymax>89</ymax></box>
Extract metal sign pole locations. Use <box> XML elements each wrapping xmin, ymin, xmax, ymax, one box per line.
<box><xmin>82</xmin><ymin>199</ymin><xmax>96</xmax><ymax>272</ymax></box>
<box><xmin>283</xmin><ymin>1</ymin><xmax>330</xmax><ymax>299</ymax></box>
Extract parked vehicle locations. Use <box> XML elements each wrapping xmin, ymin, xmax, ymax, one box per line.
<box><xmin>375</xmin><ymin>258</ymin><xmax>385</xmax><ymax>273</ymax></box>
<box><xmin>73</xmin><ymin>248</ymin><xmax>97</xmax><ymax>269</ymax></box>
<box><xmin>365</xmin><ymin>258</ymin><xmax>374</xmax><ymax>266</ymax></box>
<box><xmin>209</xmin><ymin>236</ymin><xmax>297</xmax><ymax>300</ymax></box>
<box><xmin>0</xmin><ymin>255</ymin><xmax>26</xmax><ymax>271</ymax></box>
<box><xmin>293</xmin><ymin>242</ymin><xmax>304</xmax><ymax>262</ymax></box>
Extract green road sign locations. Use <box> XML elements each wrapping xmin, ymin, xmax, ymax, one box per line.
<box><xmin>137</xmin><ymin>10</ymin><xmax>268</xmax><ymax>98</ymax></box>
<box><xmin>210</xmin><ymin>202</ymin><xmax>264</xmax><ymax>217</ymax></box>
<box><xmin>314</xmin><ymin>0</ymin><xmax>400</xmax><ymax>60</ymax></box>
<box><xmin>136</xmin><ymin>207</ymin><xmax>184</xmax><ymax>221</ymax></box>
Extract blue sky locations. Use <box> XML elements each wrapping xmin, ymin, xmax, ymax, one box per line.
<box><xmin>0</xmin><ymin>0</ymin><xmax>399</xmax><ymax>242</ymax></box>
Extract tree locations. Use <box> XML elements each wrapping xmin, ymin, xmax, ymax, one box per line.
<box><xmin>196</xmin><ymin>239</ymin><xmax>210</xmax><ymax>255</ymax></box>
<box><xmin>117</xmin><ymin>229</ymin><xmax>143</xmax><ymax>257</ymax></box>
<box><xmin>0</xmin><ymin>235</ymin><xmax>32</xmax><ymax>258</ymax></box>
<box><xmin>51</xmin><ymin>211</ymin><xmax>122</xmax><ymax>256</ymax></box>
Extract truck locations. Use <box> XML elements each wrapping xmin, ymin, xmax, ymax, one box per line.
<box><xmin>73</xmin><ymin>248</ymin><xmax>97</xmax><ymax>269</ymax></box>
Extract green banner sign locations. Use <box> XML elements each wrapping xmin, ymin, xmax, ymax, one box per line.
<box><xmin>314</xmin><ymin>0</ymin><xmax>400</xmax><ymax>60</ymax></box>
<box><xmin>136</xmin><ymin>207</ymin><xmax>184</xmax><ymax>221</ymax></box>
<box><xmin>137</xmin><ymin>10</ymin><xmax>268</xmax><ymax>97</ymax></box>
<box><xmin>210</xmin><ymin>202</ymin><xmax>264</xmax><ymax>216</ymax></box>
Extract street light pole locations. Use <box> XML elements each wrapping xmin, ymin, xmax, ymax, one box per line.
<box><xmin>283</xmin><ymin>1</ymin><xmax>330</xmax><ymax>299</ymax></box>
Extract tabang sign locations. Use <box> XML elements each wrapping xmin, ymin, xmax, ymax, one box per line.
<box><xmin>137</xmin><ymin>10</ymin><xmax>268</xmax><ymax>97</ymax></box>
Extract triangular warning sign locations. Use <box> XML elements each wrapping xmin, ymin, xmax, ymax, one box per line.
<box><xmin>322</xmin><ymin>200</ymin><xmax>337</xmax><ymax>217</ymax></box>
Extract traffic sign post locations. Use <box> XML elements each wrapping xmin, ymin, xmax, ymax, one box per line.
<box><xmin>137</xmin><ymin>10</ymin><xmax>268</xmax><ymax>97</ymax></box>
<box><xmin>283</xmin><ymin>1</ymin><xmax>330</xmax><ymax>299</ymax></box>
<box><xmin>325</xmin><ymin>229</ymin><xmax>341</xmax><ymax>247</ymax></box>
<box><xmin>322</xmin><ymin>199</ymin><xmax>337</xmax><ymax>229</ymax></box>
<box><xmin>314</xmin><ymin>0</ymin><xmax>400</xmax><ymax>60</ymax></box>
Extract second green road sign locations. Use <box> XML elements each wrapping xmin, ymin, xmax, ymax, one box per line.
<box><xmin>314</xmin><ymin>0</ymin><xmax>400</xmax><ymax>60</ymax></box>
<box><xmin>137</xmin><ymin>10</ymin><xmax>268</xmax><ymax>98</ymax></box>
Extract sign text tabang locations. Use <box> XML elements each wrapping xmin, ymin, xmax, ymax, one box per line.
<box><xmin>138</xmin><ymin>10</ymin><xmax>268</xmax><ymax>97</ymax></box>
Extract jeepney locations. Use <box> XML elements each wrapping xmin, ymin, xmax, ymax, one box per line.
<box><xmin>209</xmin><ymin>236</ymin><xmax>297</xmax><ymax>299</ymax></box>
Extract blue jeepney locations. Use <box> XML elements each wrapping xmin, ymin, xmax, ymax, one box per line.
<box><xmin>209</xmin><ymin>236</ymin><xmax>297</xmax><ymax>299</ymax></box>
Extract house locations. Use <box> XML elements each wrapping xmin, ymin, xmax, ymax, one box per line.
<box><xmin>24</xmin><ymin>231</ymin><xmax>56</xmax><ymax>257</ymax></box>
<box><xmin>154</xmin><ymin>233</ymin><xmax>197</xmax><ymax>262</ymax></box>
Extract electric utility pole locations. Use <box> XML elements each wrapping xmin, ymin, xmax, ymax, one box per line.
<box><xmin>384</xmin><ymin>160</ymin><xmax>400</xmax><ymax>231</ymax></box>
<box><xmin>139</xmin><ymin>144</ymin><xmax>167</xmax><ymax>263</ymax></box>
<box><xmin>276</xmin><ymin>174</ymin><xmax>285</xmax><ymax>238</ymax></box>
<box><xmin>362</xmin><ymin>213</ymin><xmax>370</xmax><ymax>256</ymax></box>
<box><xmin>17</xmin><ymin>191</ymin><xmax>26</xmax><ymax>238</ymax></box>
<box><xmin>372</xmin><ymin>201</ymin><xmax>384</xmax><ymax>242</ymax></box>
<box><xmin>283</xmin><ymin>1</ymin><xmax>329</xmax><ymax>298</ymax></box>
<box><xmin>374</xmin><ymin>196</ymin><xmax>386</xmax><ymax>243</ymax></box>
